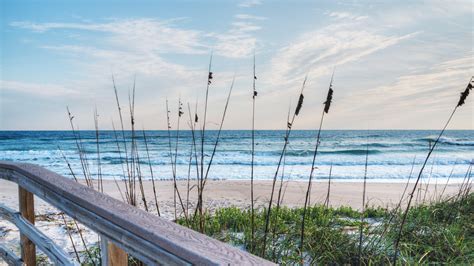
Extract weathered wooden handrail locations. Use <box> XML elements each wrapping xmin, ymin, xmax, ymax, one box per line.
<box><xmin>0</xmin><ymin>162</ymin><xmax>274</xmax><ymax>265</ymax></box>
<box><xmin>0</xmin><ymin>243</ymin><xmax>23</xmax><ymax>266</ymax></box>
<box><xmin>0</xmin><ymin>204</ymin><xmax>75</xmax><ymax>265</ymax></box>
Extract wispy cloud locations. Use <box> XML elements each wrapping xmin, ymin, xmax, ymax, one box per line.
<box><xmin>346</xmin><ymin>55</ymin><xmax>473</xmax><ymax>111</ymax></box>
<box><xmin>327</xmin><ymin>12</ymin><xmax>368</xmax><ymax>21</ymax></box>
<box><xmin>11</xmin><ymin>17</ymin><xmax>264</xmax><ymax>59</ymax></box>
<box><xmin>267</xmin><ymin>22</ymin><xmax>418</xmax><ymax>85</ymax></box>
<box><xmin>238</xmin><ymin>0</ymin><xmax>262</xmax><ymax>8</ymax></box>
<box><xmin>327</xmin><ymin>54</ymin><xmax>473</xmax><ymax>129</ymax></box>
<box><xmin>11</xmin><ymin>19</ymin><xmax>206</xmax><ymax>54</ymax></box>
<box><xmin>212</xmin><ymin>16</ymin><xmax>263</xmax><ymax>58</ymax></box>
<box><xmin>234</xmin><ymin>14</ymin><xmax>267</xmax><ymax>20</ymax></box>
<box><xmin>1</xmin><ymin>80</ymin><xmax>80</xmax><ymax>97</ymax></box>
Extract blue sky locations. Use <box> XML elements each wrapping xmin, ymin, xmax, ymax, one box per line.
<box><xmin>0</xmin><ymin>0</ymin><xmax>472</xmax><ymax>130</ymax></box>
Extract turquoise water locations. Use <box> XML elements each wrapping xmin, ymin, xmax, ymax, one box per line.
<box><xmin>0</xmin><ymin>130</ymin><xmax>472</xmax><ymax>181</ymax></box>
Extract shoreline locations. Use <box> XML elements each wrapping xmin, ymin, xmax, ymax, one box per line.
<box><xmin>188</xmin><ymin>177</ymin><xmax>468</xmax><ymax>184</ymax></box>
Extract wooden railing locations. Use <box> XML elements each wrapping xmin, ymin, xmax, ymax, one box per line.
<box><xmin>0</xmin><ymin>162</ymin><xmax>274</xmax><ymax>265</ymax></box>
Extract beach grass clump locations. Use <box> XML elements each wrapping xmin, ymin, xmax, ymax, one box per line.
<box><xmin>177</xmin><ymin>192</ymin><xmax>473</xmax><ymax>264</ymax></box>
<box><xmin>387</xmin><ymin>193</ymin><xmax>473</xmax><ymax>264</ymax></box>
<box><xmin>393</xmin><ymin>77</ymin><xmax>474</xmax><ymax>263</ymax></box>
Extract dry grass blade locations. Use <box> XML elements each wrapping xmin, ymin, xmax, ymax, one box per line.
<box><xmin>111</xmin><ymin>121</ymin><xmax>128</xmax><ymax>203</ymax></box>
<box><xmin>250</xmin><ymin>53</ymin><xmax>257</xmax><ymax>252</ymax></box>
<box><xmin>66</xmin><ymin>107</ymin><xmax>93</xmax><ymax>187</ymax></box>
<box><xmin>112</xmin><ymin>75</ymin><xmax>134</xmax><ymax>205</ymax></box>
<box><xmin>142</xmin><ymin>129</ymin><xmax>161</xmax><ymax>216</ymax></box>
<box><xmin>187</xmin><ymin>102</ymin><xmax>201</xmax><ymax>224</ymax></box>
<box><xmin>324</xmin><ymin>163</ymin><xmax>333</xmax><ymax>208</ymax></box>
<box><xmin>262</xmin><ymin>74</ymin><xmax>308</xmax><ymax>257</ymax></box>
<box><xmin>61</xmin><ymin>214</ymin><xmax>81</xmax><ymax>263</ymax></box>
<box><xmin>93</xmin><ymin>107</ymin><xmax>103</xmax><ymax>193</ymax></box>
<box><xmin>358</xmin><ymin>137</ymin><xmax>369</xmax><ymax>263</ymax></box>
<box><xmin>300</xmin><ymin>73</ymin><xmax>335</xmax><ymax>259</ymax></box>
<box><xmin>165</xmin><ymin>99</ymin><xmax>189</xmax><ymax>223</ymax></box>
<box><xmin>197</xmin><ymin>53</ymin><xmax>213</xmax><ymax>232</ymax></box>
<box><xmin>201</xmin><ymin>76</ymin><xmax>236</xmax><ymax>189</ymax></box>
<box><xmin>393</xmin><ymin>76</ymin><xmax>473</xmax><ymax>264</ymax></box>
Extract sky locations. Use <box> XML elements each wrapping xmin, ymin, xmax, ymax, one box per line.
<box><xmin>0</xmin><ymin>0</ymin><xmax>472</xmax><ymax>130</ymax></box>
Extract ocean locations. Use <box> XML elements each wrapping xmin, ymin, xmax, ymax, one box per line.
<box><xmin>0</xmin><ymin>130</ymin><xmax>472</xmax><ymax>182</ymax></box>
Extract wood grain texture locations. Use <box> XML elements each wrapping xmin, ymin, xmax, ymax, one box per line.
<box><xmin>108</xmin><ymin>243</ymin><xmax>128</xmax><ymax>266</ymax></box>
<box><xmin>18</xmin><ymin>186</ymin><xmax>35</xmax><ymax>266</ymax></box>
<box><xmin>0</xmin><ymin>162</ymin><xmax>275</xmax><ymax>265</ymax></box>
<box><xmin>0</xmin><ymin>204</ymin><xmax>76</xmax><ymax>265</ymax></box>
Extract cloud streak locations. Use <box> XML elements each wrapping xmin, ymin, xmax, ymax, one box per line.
<box><xmin>328</xmin><ymin>12</ymin><xmax>368</xmax><ymax>21</ymax></box>
<box><xmin>238</xmin><ymin>0</ymin><xmax>262</xmax><ymax>8</ymax></box>
<box><xmin>1</xmin><ymin>80</ymin><xmax>80</xmax><ymax>97</ymax></box>
<box><xmin>268</xmin><ymin>22</ymin><xmax>419</xmax><ymax>85</ymax></box>
<box><xmin>11</xmin><ymin>19</ymin><xmax>207</xmax><ymax>54</ymax></box>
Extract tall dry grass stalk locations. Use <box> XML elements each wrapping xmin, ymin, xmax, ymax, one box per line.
<box><xmin>196</xmin><ymin>54</ymin><xmax>213</xmax><ymax>231</ymax></box>
<box><xmin>185</xmin><ymin>136</ymin><xmax>194</xmax><ymax>217</ymax></box>
<box><xmin>439</xmin><ymin>162</ymin><xmax>456</xmax><ymax>200</ymax></box>
<box><xmin>393</xmin><ymin>77</ymin><xmax>473</xmax><ymax>264</ymax></box>
<box><xmin>422</xmin><ymin>156</ymin><xmax>436</xmax><ymax>203</ymax></box>
<box><xmin>300</xmin><ymin>72</ymin><xmax>334</xmax><ymax>258</ymax></box>
<box><xmin>111</xmin><ymin>121</ymin><xmax>127</xmax><ymax>202</ymax></box>
<box><xmin>66</xmin><ymin>107</ymin><xmax>93</xmax><ymax>187</ymax></box>
<box><xmin>456</xmin><ymin>162</ymin><xmax>472</xmax><ymax>201</ymax></box>
<box><xmin>165</xmin><ymin>99</ymin><xmax>188</xmax><ymax>222</ymax></box>
<box><xmin>187</xmin><ymin>102</ymin><xmax>201</xmax><ymax>221</ymax></box>
<box><xmin>191</xmin><ymin>63</ymin><xmax>236</xmax><ymax>232</ymax></box>
<box><xmin>128</xmin><ymin>80</ymin><xmax>149</xmax><ymax>212</ymax></box>
<box><xmin>183</xmin><ymin>101</ymin><xmax>198</xmax><ymax>218</ymax></box>
<box><xmin>61</xmin><ymin>213</ymin><xmax>81</xmax><ymax>263</ymax></box>
<box><xmin>323</xmin><ymin>163</ymin><xmax>333</xmax><ymax>208</ymax></box>
<box><xmin>112</xmin><ymin>75</ymin><xmax>135</xmax><ymax>205</ymax></box>
<box><xmin>93</xmin><ymin>107</ymin><xmax>103</xmax><ymax>192</ymax></box>
<box><xmin>142</xmin><ymin>130</ymin><xmax>161</xmax><ymax>216</ymax></box>
<box><xmin>173</xmin><ymin>98</ymin><xmax>184</xmax><ymax>216</ymax></box>
<box><xmin>58</xmin><ymin>146</ymin><xmax>78</xmax><ymax>182</ymax></box>
<box><xmin>198</xmin><ymin>76</ymin><xmax>235</xmax><ymax>207</ymax></box>
<box><xmin>59</xmin><ymin>114</ymin><xmax>97</xmax><ymax>264</ymax></box>
<box><xmin>250</xmin><ymin>53</ymin><xmax>257</xmax><ymax>252</ymax></box>
<box><xmin>276</xmin><ymin>104</ymin><xmax>291</xmax><ymax>209</ymax></box>
<box><xmin>261</xmin><ymin>75</ymin><xmax>309</xmax><ymax>257</ymax></box>
<box><xmin>358</xmin><ymin>139</ymin><xmax>369</xmax><ymax>263</ymax></box>
<box><xmin>271</xmin><ymin>104</ymin><xmax>292</xmax><ymax>259</ymax></box>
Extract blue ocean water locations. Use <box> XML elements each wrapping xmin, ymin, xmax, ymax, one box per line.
<box><xmin>0</xmin><ymin>130</ymin><xmax>472</xmax><ymax>181</ymax></box>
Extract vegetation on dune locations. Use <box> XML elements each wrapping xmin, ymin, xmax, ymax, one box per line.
<box><xmin>55</xmin><ymin>51</ymin><xmax>472</xmax><ymax>266</ymax></box>
<box><xmin>177</xmin><ymin>193</ymin><xmax>474</xmax><ymax>265</ymax></box>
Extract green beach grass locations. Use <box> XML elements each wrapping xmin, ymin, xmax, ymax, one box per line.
<box><xmin>176</xmin><ymin>193</ymin><xmax>473</xmax><ymax>265</ymax></box>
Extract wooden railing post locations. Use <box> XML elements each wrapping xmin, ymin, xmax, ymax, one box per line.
<box><xmin>108</xmin><ymin>243</ymin><xmax>128</xmax><ymax>266</ymax></box>
<box><xmin>19</xmin><ymin>186</ymin><xmax>36</xmax><ymax>266</ymax></box>
<box><xmin>101</xmin><ymin>236</ymin><xmax>128</xmax><ymax>266</ymax></box>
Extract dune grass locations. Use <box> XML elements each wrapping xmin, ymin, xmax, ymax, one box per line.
<box><xmin>177</xmin><ymin>192</ymin><xmax>473</xmax><ymax>264</ymax></box>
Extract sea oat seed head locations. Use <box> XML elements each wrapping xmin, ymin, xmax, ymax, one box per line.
<box><xmin>457</xmin><ymin>77</ymin><xmax>473</xmax><ymax>107</ymax></box>
<box><xmin>295</xmin><ymin>94</ymin><xmax>304</xmax><ymax>116</ymax></box>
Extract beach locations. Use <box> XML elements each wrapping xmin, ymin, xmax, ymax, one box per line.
<box><xmin>0</xmin><ymin>177</ymin><xmax>468</xmax><ymax>264</ymax></box>
<box><xmin>0</xmin><ymin>179</ymin><xmax>464</xmax><ymax>215</ymax></box>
